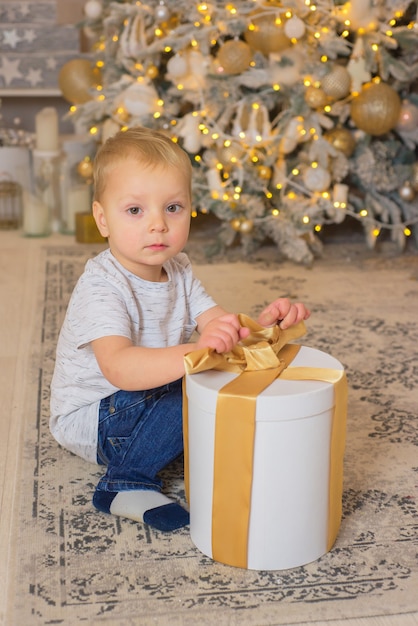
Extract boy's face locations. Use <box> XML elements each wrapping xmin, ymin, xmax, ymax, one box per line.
<box><xmin>93</xmin><ymin>157</ymin><xmax>192</xmax><ymax>280</ymax></box>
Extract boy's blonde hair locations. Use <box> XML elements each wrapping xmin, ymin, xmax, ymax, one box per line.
<box><xmin>93</xmin><ymin>126</ymin><xmax>193</xmax><ymax>201</ymax></box>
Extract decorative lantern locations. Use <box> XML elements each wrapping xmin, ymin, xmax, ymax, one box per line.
<box><xmin>0</xmin><ymin>177</ymin><xmax>22</xmax><ymax>229</ymax></box>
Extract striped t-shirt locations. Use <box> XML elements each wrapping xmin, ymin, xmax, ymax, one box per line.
<box><xmin>49</xmin><ymin>249</ymin><xmax>216</xmax><ymax>463</ymax></box>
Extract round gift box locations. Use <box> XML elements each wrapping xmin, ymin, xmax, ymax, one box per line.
<box><xmin>185</xmin><ymin>345</ymin><xmax>346</xmax><ymax>570</ymax></box>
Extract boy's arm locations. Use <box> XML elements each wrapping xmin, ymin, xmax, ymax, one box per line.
<box><xmin>91</xmin><ymin>336</ymin><xmax>198</xmax><ymax>391</ymax></box>
<box><xmin>91</xmin><ymin>300</ymin><xmax>311</xmax><ymax>392</ymax></box>
<box><xmin>91</xmin><ymin>306</ymin><xmax>247</xmax><ymax>391</ymax></box>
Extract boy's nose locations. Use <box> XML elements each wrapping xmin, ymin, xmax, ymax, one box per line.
<box><xmin>149</xmin><ymin>212</ymin><xmax>168</xmax><ymax>232</ymax></box>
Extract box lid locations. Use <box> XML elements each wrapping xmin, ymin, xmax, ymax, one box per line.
<box><xmin>185</xmin><ymin>345</ymin><xmax>344</xmax><ymax>421</ymax></box>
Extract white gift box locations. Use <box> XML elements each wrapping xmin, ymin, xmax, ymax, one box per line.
<box><xmin>184</xmin><ymin>345</ymin><xmax>346</xmax><ymax>570</ymax></box>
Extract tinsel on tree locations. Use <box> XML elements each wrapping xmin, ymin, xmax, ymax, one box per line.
<box><xmin>61</xmin><ymin>0</ymin><xmax>418</xmax><ymax>263</ymax></box>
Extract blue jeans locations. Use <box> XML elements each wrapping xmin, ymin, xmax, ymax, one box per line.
<box><xmin>95</xmin><ymin>378</ymin><xmax>184</xmax><ymax>494</ymax></box>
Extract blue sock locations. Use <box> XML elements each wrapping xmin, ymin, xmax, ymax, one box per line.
<box><xmin>92</xmin><ymin>489</ymin><xmax>189</xmax><ymax>532</ymax></box>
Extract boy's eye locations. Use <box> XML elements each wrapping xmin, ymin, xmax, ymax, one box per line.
<box><xmin>166</xmin><ymin>203</ymin><xmax>181</xmax><ymax>213</ymax></box>
<box><xmin>128</xmin><ymin>206</ymin><xmax>141</xmax><ymax>215</ymax></box>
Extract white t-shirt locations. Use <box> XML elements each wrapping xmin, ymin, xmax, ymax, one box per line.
<box><xmin>50</xmin><ymin>249</ymin><xmax>216</xmax><ymax>464</ymax></box>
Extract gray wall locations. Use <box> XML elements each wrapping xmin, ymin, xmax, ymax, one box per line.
<box><xmin>0</xmin><ymin>0</ymin><xmax>85</xmax><ymax>134</ymax></box>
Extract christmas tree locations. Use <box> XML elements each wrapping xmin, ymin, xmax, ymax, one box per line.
<box><xmin>62</xmin><ymin>0</ymin><xmax>418</xmax><ymax>263</ymax></box>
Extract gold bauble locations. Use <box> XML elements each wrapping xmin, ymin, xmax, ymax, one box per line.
<box><xmin>244</xmin><ymin>10</ymin><xmax>290</xmax><ymax>56</ymax></box>
<box><xmin>324</xmin><ymin>127</ymin><xmax>356</xmax><ymax>157</ymax></box>
<box><xmin>217</xmin><ymin>39</ymin><xmax>252</xmax><ymax>75</ymax></box>
<box><xmin>77</xmin><ymin>157</ymin><xmax>94</xmax><ymax>180</ymax></box>
<box><xmin>217</xmin><ymin>142</ymin><xmax>245</xmax><ymax>165</ymax></box>
<box><xmin>321</xmin><ymin>65</ymin><xmax>351</xmax><ymax>100</ymax></box>
<box><xmin>146</xmin><ymin>64</ymin><xmax>159</xmax><ymax>79</ymax></box>
<box><xmin>230</xmin><ymin>218</ymin><xmax>242</xmax><ymax>232</ymax></box>
<box><xmin>350</xmin><ymin>82</ymin><xmax>401</xmax><ymax>136</ymax></box>
<box><xmin>58</xmin><ymin>59</ymin><xmax>101</xmax><ymax>104</ymax></box>
<box><xmin>304</xmin><ymin>85</ymin><xmax>329</xmax><ymax>109</ymax></box>
<box><xmin>257</xmin><ymin>165</ymin><xmax>272</xmax><ymax>180</ymax></box>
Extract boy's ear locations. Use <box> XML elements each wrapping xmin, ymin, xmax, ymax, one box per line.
<box><xmin>93</xmin><ymin>201</ymin><xmax>110</xmax><ymax>238</ymax></box>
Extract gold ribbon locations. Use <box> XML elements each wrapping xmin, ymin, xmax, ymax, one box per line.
<box><xmin>183</xmin><ymin>314</ymin><xmax>347</xmax><ymax>569</ymax></box>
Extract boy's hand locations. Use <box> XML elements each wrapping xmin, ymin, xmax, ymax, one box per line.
<box><xmin>196</xmin><ymin>313</ymin><xmax>250</xmax><ymax>354</ymax></box>
<box><xmin>257</xmin><ymin>298</ymin><xmax>310</xmax><ymax>330</ymax></box>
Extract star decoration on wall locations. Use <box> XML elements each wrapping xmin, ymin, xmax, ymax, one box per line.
<box><xmin>23</xmin><ymin>29</ymin><xmax>36</xmax><ymax>44</ymax></box>
<box><xmin>0</xmin><ymin>56</ymin><xmax>23</xmax><ymax>85</ymax></box>
<box><xmin>46</xmin><ymin>57</ymin><xmax>58</xmax><ymax>70</ymax></box>
<box><xmin>2</xmin><ymin>29</ymin><xmax>23</xmax><ymax>49</ymax></box>
<box><xmin>25</xmin><ymin>67</ymin><xmax>43</xmax><ymax>87</ymax></box>
<box><xmin>18</xmin><ymin>3</ymin><xmax>30</xmax><ymax>18</ymax></box>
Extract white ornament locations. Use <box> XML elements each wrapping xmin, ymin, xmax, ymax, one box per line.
<box><xmin>284</xmin><ymin>16</ymin><xmax>306</xmax><ymax>40</ymax></box>
<box><xmin>166</xmin><ymin>50</ymin><xmax>208</xmax><ymax>90</ymax></box>
<box><xmin>272</xmin><ymin>158</ymin><xmax>287</xmax><ymax>188</ymax></box>
<box><xmin>120</xmin><ymin>80</ymin><xmax>162</xmax><ymax>117</ymax></box>
<box><xmin>166</xmin><ymin>54</ymin><xmax>189</xmax><ymax>79</ymax></box>
<box><xmin>102</xmin><ymin>118</ymin><xmax>120</xmax><ymax>143</ymax></box>
<box><xmin>155</xmin><ymin>1</ymin><xmax>170</xmax><ymax>22</ymax></box>
<box><xmin>177</xmin><ymin>114</ymin><xmax>203</xmax><ymax>154</ymax></box>
<box><xmin>120</xmin><ymin>14</ymin><xmax>150</xmax><ymax>57</ymax></box>
<box><xmin>303</xmin><ymin>165</ymin><xmax>331</xmax><ymax>192</ymax></box>
<box><xmin>84</xmin><ymin>0</ymin><xmax>103</xmax><ymax>20</ymax></box>
<box><xmin>232</xmin><ymin>102</ymin><xmax>271</xmax><ymax>145</ymax></box>
<box><xmin>269</xmin><ymin>48</ymin><xmax>304</xmax><ymax>87</ymax></box>
<box><xmin>207</xmin><ymin>168</ymin><xmax>225</xmax><ymax>193</ymax></box>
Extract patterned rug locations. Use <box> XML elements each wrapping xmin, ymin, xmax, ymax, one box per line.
<box><xmin>9</xmin><ymin>242</ymin><xmax>418</xmax><ymax>625</ymax></box>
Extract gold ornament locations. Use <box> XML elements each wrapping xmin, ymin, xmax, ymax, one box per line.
<box><xmin>398</xmin><ymin>182</ymin><xmax>415</xmax><ymax>202</ymax></box>
<box><xmin>244</xmin><ymin>10</ymin><xmax>290</xmax><ymax>56</ymax></box>
<box><xmin>350</xmin><ymin>82</ymin><xmax>401</xmax><ymax>136</ymax></box>
<box><xmin>217</xmin><ymin>142</ymin><xmax>245</xmax><ymax>165</ymax></box>
<box><xmin>77</xmin><ymin>157</ymin><xmax>94</xmax><ymax>180</ymax></box>
<box><xmin>321</xmin><ymin>65</ymin><xmax>351</xmax><ymax>100</ymax></box>
<box><xmin>304</xmin><ymin>85</ymin><xmax>330</xmax><ymax>109</ymax></box>
<box><xmin>324</xmin><ymin>127</ymin><xmax>356</xmax><ymax>157</ymax></box>
<box><xmin>257</xmin><ymin>165</ymin><xmax>272</xmax><ymax>180</ymax></box>
<box><xmin>146</xmin><ymin>64</ymin><xmax>159</xmax><ymax>79</ymax></box>
<box><xmin>230</xmin><ymin>218</ymin><xmax>242</xmax><ymax>232</ymax></box>
<box><xmin>58</xmin><ymin>59</ymin><xmax>101</xmax><ymax>104</ymax></box>
<box><xmin>217</xmin><ymin>39</ymin><xmax>252</xmax><ymax>75</ymax></box>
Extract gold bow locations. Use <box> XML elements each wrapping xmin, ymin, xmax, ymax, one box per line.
<box><xmin>183</xmin><ymin>314</ymin><xmax>347</xmax><ymax>569</ymax></box>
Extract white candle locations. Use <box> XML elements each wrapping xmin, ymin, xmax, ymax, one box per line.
<box><xmin>22</xmin><ymin>190</ymin><xmax>50</xmax><ymax>236</ymax></box>
<box><xmin>65</xmin><ymin>185</ymin><xmax>92</xmax><ymax>233</ymax></box>
<box><xmin>333</xmin><ymin>183</ymin><xmax>349</xmax><ymax>204</ymax></box>
<box><xmin>35</xmin><ymin>107</ymin><xmax>59</xmax><ymax>152</ymax></box>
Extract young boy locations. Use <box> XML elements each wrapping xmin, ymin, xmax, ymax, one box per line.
<box><xmin>50</xmin><ymin>126</ymin><xmax>310</xmax><ymax>532</ymax></box>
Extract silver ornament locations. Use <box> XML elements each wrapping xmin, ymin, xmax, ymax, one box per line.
<box><xmin>155</xmin><ymin>1</ymin><xmax>170</xmax><ymax>22</ymax></box>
